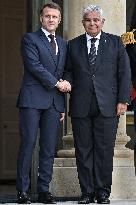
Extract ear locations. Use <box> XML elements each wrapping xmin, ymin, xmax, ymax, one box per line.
<box><xmin>102</xmin><ymin>18</ymin><xmax>105</xmax><ymax>24</ymax></box>
<box><xmin>58</xmin><ymin>16</ymin><xmax>61</xmax><ymax>24</ymax></box>
<box><xmin>40</xmin><ymin>16</ymin><xmax>43</xmax><ymax>23</ymax></box>
<box><xmin>82</xmin><ymin>19</ymin><xmax>85</xmax><ymax>28</ymax></box>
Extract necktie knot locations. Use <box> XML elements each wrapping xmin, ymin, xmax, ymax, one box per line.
<box><xmin>48</xmin><ymin>34</ymin><xmax>55</xmax><ymax>41</ymax></box>
<box><xmin>91</xmin><ymin>38</ymin><xmax>97</xmax><ymax>45</ymax></box>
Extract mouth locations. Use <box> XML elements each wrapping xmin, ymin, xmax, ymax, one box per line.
<box><xmin>88</xmin><ymin>28</ymin><xmax>97</xmax><ymax>31</ymax></box>
<box><xmin>88</xmin><ymin>27</ymin><xmax>97</xmax><ymax>29</ymax></box>
<box><xmin>48</xmin><ymin>24</ymin><xmax>55</xmax><ymax>26</ymax></box>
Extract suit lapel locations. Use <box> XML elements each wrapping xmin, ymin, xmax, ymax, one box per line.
<box><xmin>79</xmin><ymin>33</ymin><xmax>109</xmax><ymax>73</ymax></box>
<box><xmin>56</xmin><ymin>36</ymin><xmax>63</xmax><ymax>69</ymax></box>
<box><xmin>80</xmin><ymin>34</ymin><xmax>91</xmax><ymax>69</ymax></box>
<box><xmin>95</xmin><ymin>32</ymin><xmax>109</xmax><ymax>71</ymax></box>
<box><xmin>38</xmin><ymin>29</ymin><xmax>57</xmax><ymax>66</ymax></box>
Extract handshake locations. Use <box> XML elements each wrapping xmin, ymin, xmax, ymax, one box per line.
<box><xmin>56</xmin><ymin>79</ymin><xmax>71</xmax><ymax>92</ymax></box>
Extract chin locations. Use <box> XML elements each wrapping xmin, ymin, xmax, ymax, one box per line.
<box><xmin>89</xmin><ymin>33</ymin><xmax>96</xmax><ymax>37</ymax></box>
<box><xmin>47</xmin><ymin>28</ymin><xmax>55</xmax><ymax>32</ymax></box>
<box><xmin>87</xmin><ymin>30</ymin><xmax>95</xmax><ymax>34</ymax></box>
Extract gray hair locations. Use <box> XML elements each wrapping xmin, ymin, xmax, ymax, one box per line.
<box><xmin>82</xmin><ymin>5</ymin><xmax>103</xmax><ymax>18</ymax></box>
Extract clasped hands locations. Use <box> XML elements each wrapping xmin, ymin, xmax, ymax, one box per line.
<box><xmin>56</xmin><ymin>79</ymin><xmax>71</xmax><ymax>92</ymax></box>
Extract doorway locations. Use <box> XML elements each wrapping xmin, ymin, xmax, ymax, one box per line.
<box><xmin>0</xmin><ymin>0</ymin><xmax>27</xmax><ymax>202</ymax></box>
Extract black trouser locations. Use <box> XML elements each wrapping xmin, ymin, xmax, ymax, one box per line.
<box><xmin>71</xmin><ymin>94</ymin><xmax>118</xmax><ymax>195</ymax></box>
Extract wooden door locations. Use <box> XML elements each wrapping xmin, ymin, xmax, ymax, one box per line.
<box><xmin>0</xmin><ymin>0</ymin><xmax>27</xmax><ymax>180</ymax></box>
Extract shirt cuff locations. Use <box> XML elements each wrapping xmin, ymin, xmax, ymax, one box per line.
<box><xmin>55</xmin><ymin>81</ymin><xmax>59</xmax><ymax>87</ymax></box>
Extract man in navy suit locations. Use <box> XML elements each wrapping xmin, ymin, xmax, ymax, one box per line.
<box><xmin>64</xmin><ymin>5</ymin><xmax>131</xmax><ymax>204</ymax></box>
<box><xmin>16</xmin><ymin>2</ymin><xmax>71</xmax><ymax>204</ymax></box>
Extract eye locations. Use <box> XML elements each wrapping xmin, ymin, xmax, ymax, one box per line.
<box><xmin>52</xmin><ymin>16</ymin><xmax>58</xmax><ymax>19</ymax></box>
<box><xmin>43</xmin><ymin>15</ymin><xmax>50</xmax><ymax>19</ymax></box>
<box><xmin>84</xmin><ymin>19</ymin><xmax>91</xmax><ymax>22</ymax></box>
<box><xmin>93</xmin><ymin>18</ymin><xmax>100</xmax><ymax>22</ymax></box>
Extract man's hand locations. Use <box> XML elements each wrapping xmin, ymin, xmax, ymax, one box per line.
<box><xmin>56</xmin><ymin>79</ymin><xmax>71</xmax><ymax>92</ymax></box>
<box><xmin>60</xmin><ymin>112</ymin><xmax>65</xmax><ymax>121</ymax></box>
<box><xmin>117</xmin><ymin>103</ymin><xmax>127</xmax><ymax>116</ymax></box>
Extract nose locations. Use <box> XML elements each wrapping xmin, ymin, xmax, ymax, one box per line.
<box><xmin>49</xmin><ymin>16</ymin><xmax>53</xmax><ymax>21</ymax></box>
<box><xmin>90</xmin><ymin>20</ymin><xmax>94</xmax><ymax>25</ymax></box>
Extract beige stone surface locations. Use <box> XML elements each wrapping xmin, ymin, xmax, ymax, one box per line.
<box><xmin>114</xmin><ymin>115</ymin><xmax>134</xmax><ymax>158</ymax></box>
<box><xmin>66</xmin><ymin>0</ymin><xmax>126</xmax><ymax>40</ymax></box>
<box><xmin>50</xmin><ymin>158</ymin><xmax>136</xmax><ymax>199</ymax></box>
<box><xmin>111</xmin><ymin>166</ymin><xmax>136</xmax><ymax>199</ymax></box>
<box><xmin>50</xmin><ymin>158</ymin><xmax>81</xmax><ymax>197</ymax></box>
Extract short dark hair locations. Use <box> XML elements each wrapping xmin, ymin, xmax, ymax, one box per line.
<box><xmin>40</xmin><ymin>2</ymin><xmax>61</xmax><ymax>16</ymax></box>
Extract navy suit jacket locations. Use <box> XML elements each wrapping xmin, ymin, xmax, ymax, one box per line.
<box><xmin>17</xmin><ymin>29</ymin><xmax>67</xmax><ymax>112</ymax></box>
<box><xmin>64</xmin><ymin>32</ymin><xmax>131</xmax><ymax>117</ymax></box>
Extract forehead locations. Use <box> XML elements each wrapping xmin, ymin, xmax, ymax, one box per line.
<box><xmin>42</xmin><ymin>7</ymin><xmax>60</xmax><ymax>16</ymax></box>
<box><xmin>84</xmin><ymin>11</ymin><xmax>101</xmax><ymax>19</ymax></box>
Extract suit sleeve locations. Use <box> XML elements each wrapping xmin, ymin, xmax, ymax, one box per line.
<box><xmin>63</xmin><ymin>41</ymin><xmax>73</xmax><ymax>86</ymax></box>
<box><xmin>117</xmin><ymin>37</ymin><xmax>131</xmax><ymax>104</ymax></box>
<box><xmin>21</xmin><ymin>34</ymin><xmax>58</xmax><ymax>90</ymax></box>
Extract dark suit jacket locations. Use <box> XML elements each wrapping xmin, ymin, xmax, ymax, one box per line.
<box><xmin>17</xmin><ymin>29</ymin><xmax>67</xmax><ymax>112</ymax></box>
<box><xmin>64</xmin><ymin>31</ymin><xmax>131</xmax><ymax>117</ymax></box>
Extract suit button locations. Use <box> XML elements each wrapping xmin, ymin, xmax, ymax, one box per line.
<box><xmin>92</xmin><ymin>74</ymin><xmax>95</xmax><ymax>77</ymax></box>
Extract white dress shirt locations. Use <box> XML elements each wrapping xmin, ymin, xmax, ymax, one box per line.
<box><xmin>41</xmin><ymin>27</ymin><xmax>58</xmax><ymax>55</ymax></box>
<box><xmin>86</xmin><ymin>31</ymin><xmax>101</xmax><ymax>55</ymax></box>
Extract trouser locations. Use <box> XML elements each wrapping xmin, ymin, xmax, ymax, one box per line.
<box><xmin>16</xmin><ymin>105</ymin><xmax>61</xmax><ymax>193</ymax></box>
<box><xmin>71</xmin><ymin>94</ymin><xmax>118</xmax><ymax>195</ymax></box>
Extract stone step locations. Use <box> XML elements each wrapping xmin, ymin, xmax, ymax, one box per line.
<box><xmin>2</xmin><ymin>200</ymin><xmax>136</xmax><ymax>205</ymax></box>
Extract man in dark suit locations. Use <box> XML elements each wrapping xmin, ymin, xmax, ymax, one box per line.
<box><xmin>64</xmin><ymin>4</ymin><xmax>131</xmax><ymax>204</ymax></box>
<box><xmin>16</xmin><ymin>2</ymin><xmax>70</xmax><ymax>204</ymax></box>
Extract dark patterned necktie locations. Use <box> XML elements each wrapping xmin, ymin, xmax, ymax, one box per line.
<box><xmin>88</xmin><ymin>38</ymin><xmax>97</xmax><ymax>65</ymax></box>
<box><xmin>48</xmin><ymin>34</ymin><xmax>56</xmax><ymax>54</ymax></box>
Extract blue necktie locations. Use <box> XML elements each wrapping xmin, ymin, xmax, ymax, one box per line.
<box><xmin>88</xmin><ymin>38</ymin><xmax>97</xmax><ymax>65</ymax></box>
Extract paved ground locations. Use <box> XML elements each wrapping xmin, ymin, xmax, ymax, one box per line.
<box><xmin>2</xmin><ymin>201</ymin><xmax>136</xmax><ymax>204</ymax></box>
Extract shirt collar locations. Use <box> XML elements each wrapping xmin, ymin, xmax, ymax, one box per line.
<box><xmin>41</xmin><ymin>28</ymin><xmax>56</xmax><ymax>39</ymax></box>
<box><xmin>86</xmin><ymin>31</ymin><xmax>101</xmax><ymax>41</ymax></box>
